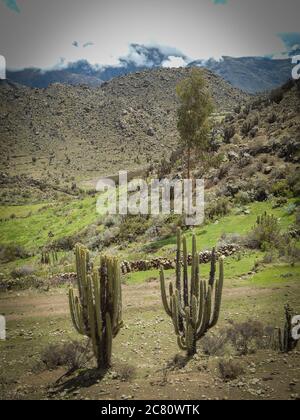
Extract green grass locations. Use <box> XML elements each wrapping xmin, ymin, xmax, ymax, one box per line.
<box><xmin>0</xmin><ymin>203</ymin><xmax>48</xmax><ymax>219</ymax></box>
<box><xmin>0</xmin><ymin>196</ymin><xmax>99</xmax><ymax>251</ymax></box>
<box><xmin>124</xmin><ymin>251</ymin><xmax>264</xmax><ymax>285</ymax></box>
<box><xmin>147</xmin><ymin>200</ymin><xmax>296</xmax><ymax>256</ymax></box>
<box><xmin>248</xmin><ymin>263</ymin><xmax>300</xmax><ymax>287</ymax></box>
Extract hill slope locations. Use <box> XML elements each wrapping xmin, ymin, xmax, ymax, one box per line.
<box><xmin>0</xmin><ymin>68</ymin><xmax>247</xmax><ymax>190</ymax></box>
<box><xmin>189</xmin><ymin>56</ymin><xmax>292</xmax><ymax>94</ymax></box>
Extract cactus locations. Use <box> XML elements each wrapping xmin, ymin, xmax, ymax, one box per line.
<box><xmin>278</xmin><ymin>304</ymin><xmax>298</xmax><ymax>353</ymax></box>
<box><xmin>160</xmin><ymin>228</ymin><xmax>224</xmax><ymax>356</ymax></box>
<box><xmin>69</xmin><ymin>244</ymin><xmax>123</xmax><ymax>368</ymax></box>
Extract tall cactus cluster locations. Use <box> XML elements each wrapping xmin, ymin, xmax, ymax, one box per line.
<box><xmin>278</xmin><ymin>304</ymin><xmax>299</xmax><ymax>353</ymax></box>
<box><xmin>69</xmin><ymin>244</ymin><xmax>123</xmax><ymax>368</ymax></box>
<box><xmin>160</xmin><ymin>228</ymin><xmax>224</xmax><ymax>356</ymax></box>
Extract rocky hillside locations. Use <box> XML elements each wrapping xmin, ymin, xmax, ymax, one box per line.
<box><xmin>196</xmin><ymin>80</ymin><xmax>300</xmax><ymax>201</ymax></box>
<box><xmin>0</xmin><ymin>68</ymin><xmax>247</xmax><ymax>192</ymax></box>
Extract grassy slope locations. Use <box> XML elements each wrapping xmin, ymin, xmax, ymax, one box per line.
<box><xmin>0</xmin><ymin>196</ymin><xmax>98</xmax><ymax>250</ymax></box>
<box><xmin>0</xmin><ymin>197</ymin><xmax>298</xmax><ymax>287</ymax></box>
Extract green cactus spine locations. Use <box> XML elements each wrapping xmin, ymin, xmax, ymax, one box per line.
<box><xmin>69</xmin><ymin>244</ymin><xmax>123</xmax><ymax>368</ymax></box>
<box><xmin>160</xmin><ymin>228</ymin><xmax>224</xmax><ymax>356</ymax></box>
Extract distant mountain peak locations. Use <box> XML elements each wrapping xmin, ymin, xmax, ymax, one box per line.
<box><xmin>6</xmin><ymin>44</ymin><xmax>293</xmax><ymax>93</ymax></box>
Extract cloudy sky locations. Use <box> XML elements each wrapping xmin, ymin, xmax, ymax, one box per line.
<box><xmin>0</xmin><ymin>0</ymin><xmax>299</xmax><ymax>70</ymax></box>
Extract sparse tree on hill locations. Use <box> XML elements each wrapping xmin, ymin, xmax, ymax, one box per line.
<box><xmin>176</xmin><ymin>69</ymin><xmax>214</xmax><ymax>179</ymax></box>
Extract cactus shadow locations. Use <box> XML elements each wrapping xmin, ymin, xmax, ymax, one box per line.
<box><xmin>165</xmin><ymin>353</ymin><xmax>193</xmax><ymax>371</ymax></box>
<box><xmin>52</xmin><ymin>367</ymin><xmax>108</xmax><ymax>395</ymax></box>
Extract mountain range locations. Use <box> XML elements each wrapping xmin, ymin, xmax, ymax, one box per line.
<box><xmin>7</xmin><ymin>44</ymin><xmax>293</xmax><ymax>93</ymax></box>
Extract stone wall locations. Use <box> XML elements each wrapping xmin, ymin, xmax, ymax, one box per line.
<box><xmin>50</xmin><ymin>244</ymin><xmax>239</xmax><ymax>284</ymax></box>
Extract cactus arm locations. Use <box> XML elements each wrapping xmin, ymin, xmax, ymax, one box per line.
<box><xmin>171</xmin><ymin>294</ymin><xmax>181</xmax><ymax>335</ymax></box>
<box><xmin>169</xmin><ymin>281</ymin><xmax>174</xmax><ymax>297</ymax></box>
<box><xmin>190</xmin><ymin>234</ymin><xmax>197</xmax><ymax>302</ymax></box>
<box><xmin>93</xmin><ymin>269</ymin><xmax>103</xmax><ymax>341</ymax></box>
<box><xmin>160</xmin><ymin>268</ymin><xmax>172</xmax><ymax>316</ymax></box>
<box><xmin>75</xmin><ymin>296</ymin><xmax>86</xmax><ymax>335</ymax></box>
<box><xmin>209</xmin><ymin>248</ymin><xmax>216</xmax><ymax>287</ymax></box>
<box><xmin>112</xmin><ymin>258</ymin><xmax>120</xmax><ymax>327</ymax></box>
<box><xmin>69</xmin><ymin>288</ymin><xmax>83</xmax><ymax>335</ymax></box>
<box><xmin>183</xmin><ymin>236</ymin><xmax>189</xmax><ymax>307</ymax></box>
<box><xmin>197</xmin><ymin>285</ymin><xmax>212</xmax><ymax>339</ymax></box>
<box><xmin>196</xmin><ymin>280</ymin><xmax>205</xmax><ymax>331</ymax></box>
<box><xmin>177</xmin><ymin>335</ymin><xmax>187</xmax><ymax>351</ymax></box>
<box><xmin>106</xmin><ymin>312</ymin><xmax>113</xmax><ymax>366</ymax></box>
<box><xmin>210</xmin><ymin>256</ymin><xmax>224</xmax><ymax>328</ymax></box>
<box><xmin>194</xmin><ymin>253</ymin><xmax>200</xmax><ymax>300</ymax></box>
<box><xmin>176</xmin><ymin>228</ymin><xmax>182</xmax><ymax>292</ymax></box>
<box><xmin>87</xmin><ymin>275</ymin><xmax>99</xmax><ymax>360</ymax></box>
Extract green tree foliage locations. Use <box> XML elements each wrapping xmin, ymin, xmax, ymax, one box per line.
<box><xmin>176</xmin><ymin>69</ymin><xmax>214</xmax><ymax>179</ymax></box>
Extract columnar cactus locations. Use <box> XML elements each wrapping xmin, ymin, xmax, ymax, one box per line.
<box><xmin>278</xmin><ymin>304</ymin><xmax>298</xmax><ymax>353</ymax></box>
<box><xmin>160</xmin><ymin>228</ymin><xmax>224</xmax><ymax>356</ymax></box>
<box><xmin>69</xmin><ymin>244</ymin><xmax>123</xmax><ymax>368</ymax></box>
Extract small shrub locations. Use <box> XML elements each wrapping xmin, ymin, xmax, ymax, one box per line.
<box><xmin>271</xmin><ymin>180</ymin><xmax>290</xmax><ymax>198</ymax></box>
<box><xmin>272</xmin><ymin>197</ymin><xmax>288</xmax><ymax>208</ymax></box>
<box><xmin>205</xmin><ymin>197</ymin><xmax>232</xmax><ymax>221</ymax></box>
<box><xmin>103</xmin><ymin>215</ymin><xmax>120</xmax><ymax>228</ymax></box>
<box><xmin>235</xmin><ymin>191</ymin><xmax>252</xmax><ymax>205</ymax></box>
<box><xmin>285</xmin><ymin>203</ymin><xmax>297</xmax><ymax>216</ymax></box>
<box><xmin>246</xmin><ymin>213</ymin><xmax>281</xmax><ymax>250</ymax></box>
<box><xmin>11</xmin><ymin>265</ymin><xmax>36</xmax><ymax>279</ymax></box>
<box><xmin>223</xmin><ymin>125</ymin><xmax>236</xmax><ymax>143</ymax></box>
<box><xmin>226</xmin><ymin>320</ymin><xmax>270</xmax><ymax>356</ymax></box>
<box><xmin>0</xmin><ymin>244</ymin><xmax>30</xmax><ymax>262</ymax></box>
<box><xmin>119</xmin><ymin>215</ymin><xmax>152</xmax><ymax>241</ymax></box>
<box><xmin>218</xmin><ymin>233</ymin><xmax>244</xmax><ymax>247</ymax></box>
<box><xmin>270</xmin><ymin>88</ymin><xmax>284</xmax><ymax>104</ymax></box>
<box><xmin>201</xmin><ymin>332</ymin><xmax>230</xmax><ymax>357</ymax></box>
<box><xmin>117</xmin><ymin>365</ymin><xmax>136</xmax><ymax>382</ymax></box>
<box><xmin>267</xmin><ymin>112</ymin><xmax>277</xmax><ymax>124</ymax></box>
<box><xmin>40</xmin><ymin>341</ymin><xmax>90</xmax><ymax>371</ymax></box>
<box><xmin>219</xmin><ymin>359</ymin><xmax>244</xmax><ymax>382</ymax></box>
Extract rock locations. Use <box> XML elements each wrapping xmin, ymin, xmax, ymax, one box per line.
<box><xmin>147</xmin><ymin>127</ymin><xmax>155</xmax><ymax>137</ymax></box>
<box><xmin>264</xmin><ymin>166</ymin><xmax>273</xmax><ymax>175</ymax></box>
<box><xmin>228</xmin><ymin>151</ymin><xmax>239</xmax><ymax>161</ymax></box>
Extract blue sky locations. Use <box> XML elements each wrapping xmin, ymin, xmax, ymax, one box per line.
<box><xmin>0</xmin><ymin>0</ymin><xmax>299</xmax><ymax>70</ymax></box>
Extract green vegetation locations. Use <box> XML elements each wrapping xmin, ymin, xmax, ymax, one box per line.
<box><xmin>0</xmin><ymin>196</ymin><xmax>98</xmax><ymax>251</ymax></box>
<box><xmin>177</xmin><ymin>68</ymin><xmax>214</xmax><ymax>178</ymax></box>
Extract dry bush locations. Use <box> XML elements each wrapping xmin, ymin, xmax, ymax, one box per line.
<box><xmin>205</xmin><ymin>197</ymin><xmax>232</xmax><ymax>221</ymax></box>
<box><xmin>40</xmin><ymin>341</ymin><xmax>91</xmax><ymax>371</ymax></box>
<box><xmin>0</xmin><ymin>244</ymin><xmax>30</xmax><ymax>263</ymax></box>
<box><xmin>223</xmin><ymin>125</ymin><xmax>236</xmax><ymax>143</ymax></box>
<box><xmin>11</xmin><ymin>265</ymin><xmax>36</xmax><ymax>279</ymax></box>
<box><xmin>117</xmin><ymin>365</ymin><xmax>136</xmax><ymax>382</ymax></box>
<box><xmin>201</xmin><ymin>332</ymin><xmax>230</xmax><ymax>357</ymax></box>
<box><xmin>226</xmin><ymin>320</ymin><xmax>273</xmax><ymax>356</ymax></box>
<box><xmin>219</xmin><ymin>359</ymin><xmax>245</xmax><ymax>382</ymax></box>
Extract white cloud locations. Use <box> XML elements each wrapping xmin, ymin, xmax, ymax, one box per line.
<box><xmin>162</xmin><ymin>56</ymin><xmax>187</xmax><ymax>68</ymax></box>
